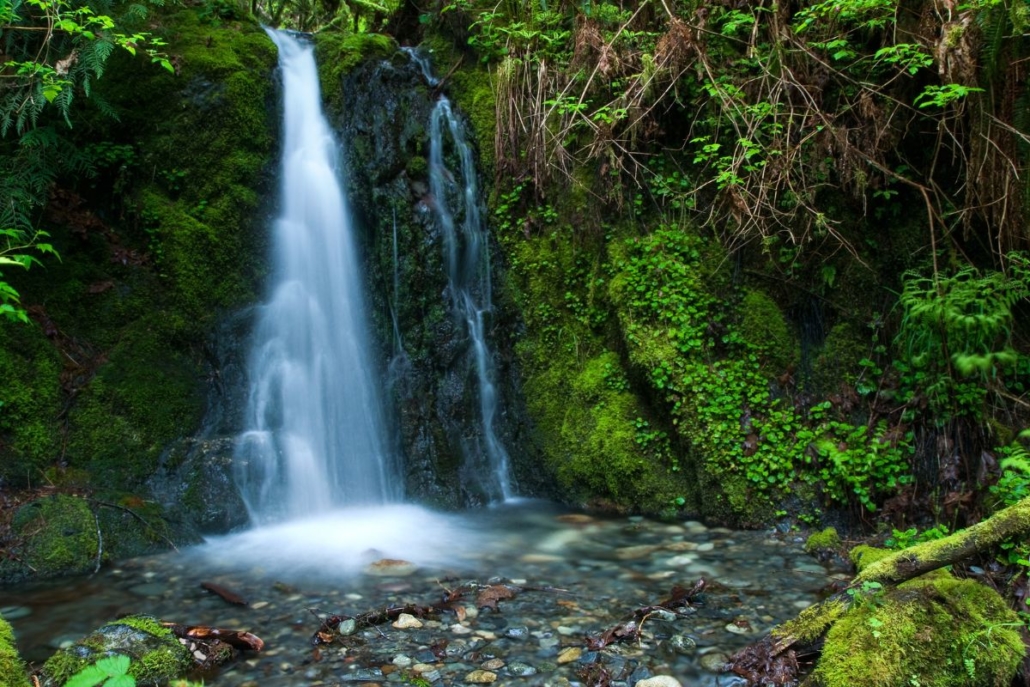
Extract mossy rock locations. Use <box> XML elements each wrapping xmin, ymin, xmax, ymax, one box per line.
<box><xmin>5</xmin><ymin>495</ymin><xmax>98</xmax><ymax>581</ymax></box>
<box><xmin>0</xmin><ymin>617</ymin><xmax>30</xmax><ymax>687</ymax></box>
<box><xmin>738</xmin><ymin>288</ymin><xmax>796</xmax><ymax>374</ymax></box>
<box><xmin>42</xmin><ymin>614</ymin><xmax>192</xmax><ymax>687</ymax></box>
<box><xmin>0</xmin><ymin>494</ymin><xmax>186</xmax><ymax>583</ymax></box>
<box><xmin>813</xmin><ymin>575</ymin><xmax>1024</xmax><ymax>686</ymax></box>
<box><xmin>805</xmin><ymin>527</ymin><xmax>841</xmax><ymax>554</ymax></box>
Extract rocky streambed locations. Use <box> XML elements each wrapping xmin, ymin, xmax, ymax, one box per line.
<box><xmin>1</xmin><ymin>502</ymin><xmax>841</xmax><ymax>686</ymax></box>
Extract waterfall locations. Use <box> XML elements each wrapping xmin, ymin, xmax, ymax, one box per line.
<box><xmin>234</xmin><ymin>29</ymin><xmax>399</xmax><ymax>523</ymax></box>
<box><xmin>419</xmin><ymin>56</ymin><xmax>514</xmax><ymax>502</ymax></box>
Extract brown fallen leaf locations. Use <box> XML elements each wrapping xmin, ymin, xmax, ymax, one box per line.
<box><xmin>475</xmin><ymin>585</ymin><xmax>517</xmax><ymax>610</ymax></box>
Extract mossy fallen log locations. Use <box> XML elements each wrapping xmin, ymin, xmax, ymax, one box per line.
<box><xmin>729</xmin><ymin>496</ymin><xmax>1030</xmax><ymax>684</ymax></box>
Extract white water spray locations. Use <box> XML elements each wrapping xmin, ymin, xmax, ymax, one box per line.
<box><xmin>234</xmin><ymin>29</ymin><xmax>399</xmax><ymax>523</ymax></box>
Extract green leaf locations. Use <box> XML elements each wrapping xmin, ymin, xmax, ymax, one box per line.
<box><xmin>65</xmin><ymin>665</ymin><xmax>109</xmax><ymax>687</ymax></box>
<box><xmin>105</xmin><ymin>675</ymin><xmax>136</xmax><ymax>687</ymax></box>
<box><xmin>96</xmin><ymin>655</ymin><xmax>131</xmax><ymax>676</ymax></box>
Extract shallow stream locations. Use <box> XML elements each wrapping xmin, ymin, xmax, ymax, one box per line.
<box><xmin>1</xmin><ymin>502</ymin><xmax>840</xmax><ymax>686</ymax></box>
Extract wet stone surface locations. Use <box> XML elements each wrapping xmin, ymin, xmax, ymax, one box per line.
<box><xmin>0</xmin><ymin>503</ymin><xmax>839</xmax><ymax>686</ymax></box>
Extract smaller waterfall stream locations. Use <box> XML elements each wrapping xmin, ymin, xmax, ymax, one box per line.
<box><xmin>411</xmin><ymin>49</ymin><xmax>513</xmax><ymax>502</ymax></box>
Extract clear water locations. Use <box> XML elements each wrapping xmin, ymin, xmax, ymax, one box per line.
<box><xmin>0</xmin><ymin>505</ymin><xmax>836</xmax><ymax>687</ymax></box>
<box><xmin>233</xmin><ymin>29</ymin><xmax>399</xmax><ymax>524</ymax></box>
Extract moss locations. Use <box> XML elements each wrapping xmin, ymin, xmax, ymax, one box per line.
<box><xmin>65</xmin><ymin>320</ymin><xmax>205</xmax><ymax>490</ymax></box>
<box><xmin>738</xmin><ymin>289</ymin><xmax>796</xmax><ymax>374</ymax></box>
<box><xmin>42</xmin><ymin>614</ymin><xmax>191</xmax><ymax>686</ymax></box>
<box><xmin>814</xmin><ymin>576</ymin><xmax>1024</xmax><ymax>686</ymax></box>
<box><xmin>315</xmin><ymin>31</ymin><xmax>398</xmax><ymax>110</ymax></box>
<box><xmin>0</xmin><ymin>12</ymin><xmax>277</xmax><ymax>508</ymax></box>
<box><xmin>0</xmin><ymin>617</ymin><xmax>30</xmax><ymax>687</ymax></box>
<box><xmin>850</xmin><ymin>544</ymin><xmax>894</xmax><ymax>571</ymax></box>
<box><xmin>10</xmin><ymin>495</ymin><xmax>98</xmax><ymax>579</ymax></box>
<box><xmin>774</xmin><ymin>598</ymin><xmax>848</xmax><ymax>644</ymax></box>
<box><xmin>805</xmin><ymin>527</ymin><xmax>841</xmax><ymax>553</ymax></box>
<box><xmin>0</xmin><ymin>321</ymin><xmax>61</xmax><ymax>485</ymax></box>
<box><xmin>406</xmin><ymin>154</ymin><xmax>428</xmax><ymax>179</ymax></box>
<box><xmin>811</xmin><ymin>322</ymin><xmax>869</xmax><ymax>394</ymax></box>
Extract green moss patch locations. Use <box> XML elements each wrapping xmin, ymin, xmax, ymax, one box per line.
<box><xmin>814</xmin><ymin>576</ymin><xmax>1024</xmax><ymax>686</ymax></box>
<box><xmin>0</xmin><ymin>617</ymin><xmax>30</xmax><ymax>687</ymax></box>
<box><xmin>42</xmin><ymin>614</ymin><xmax>191</xmax><ymax>686</ymax></box>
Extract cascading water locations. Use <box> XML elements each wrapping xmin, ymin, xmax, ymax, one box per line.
<box><xmin>417</xmin><ymin>52</ymin><xmax>514</xmax><ymax>503</ymax></box>
<box><xmin>234</xmin><ymin>29</ymin><xmax>399</xmax><ymax>523</ymax></box>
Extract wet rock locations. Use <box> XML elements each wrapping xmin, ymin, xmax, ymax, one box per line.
<box><xmin>464</xmin><ymin>669</ymin><xmax>497</xmax><ymax>683</ymax></box>
<box><xmin>699</xmin><ymin>651</ymin><xmax>730</xmax><ymax>672</ymax></box>
<box><xmin>0</xmin><ymin>607</ymin><xmax>30</xmax><ymax>621</ymax></box>
<box><xmin>342</xmin><ymin>667</ymin><xmax>384</xmax><ymax>681</ymax></box>
<box><xmin>392</xmin><ymin>613</ymin><xmax>423</xmax><ymax>629</ymax></box>
<box><xmin>481</xmin><ymin>658</ymin><xmax>505</xmax><ymax>670</ymax></box>
<box><xmin>41</xmin><ymin>615</ymin><xmax>192</xmax><ymax>687</ymax></box>
<box><xmin>634</xmin><ymin>677</ymin><xmax>683</xmax><ymax>687</ymax></box>
<box><xmin>364</xmin><ymin>559</ymin><xmax>417</xmax><ymax>576</ymax></box>
<box><xmin>615</xmin><ymin>545</ymin><xmax>660</xmax><ymax>560</ymax></box>
<box><xmin>667</xmin><ymin>635</ymin><xmax>696</xmax><ymax>654</ymax></box>
<box><xmin>504</xmin><ymin>626</ymin><xmax>529</xmax><ymax>640</ymax></box>
<box><xmin>506</xmin><ymin>661</ymin><xmax>538</xmax><ymax>677</ymax></box>
<box><xmin>556</xmin><ymin>647</ymin><xmax>581</xmax><ymax>664</ymax></box>
<box><xmin>337</xmin><ymin>619</ymin><xmax>358</xmax><ymax>636</ymax></box>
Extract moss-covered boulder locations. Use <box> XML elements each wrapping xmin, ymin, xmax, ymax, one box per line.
<box><xmin>804</xmin><ymin>527</ymin><xmax>841</xmax><ymax>554</ymax></box>
<box><xmin>42</xmin><ymin>615</ymin><xmax>192</xmax><ymax>687</ymax></box>
<box><xmin>0</xmin><ymin>617</ymin><xmax>30</xmax><ymax>687</ymax></box>
<box><xmin>0</xmin><ymin>494</ymin><xmax>190</xmax><ymax>583</ymax></box>
<box><xmin>812</xmin><ymin>575</ymin><xmax>1024</xmax><ymax>686</ymax></box>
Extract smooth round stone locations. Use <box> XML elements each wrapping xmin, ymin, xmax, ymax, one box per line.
<box><xmin>634</xmin><ymin>677</ymin><xmax>683</xmax><ymax>687</ymax></box>
<box><xmin>451</xmin><ymin>624</ymin><xmax>473</xmax><ymax>635</ymax></box>
<box><xmin>720</xmin><ymin>578</ymin><xmax>753</xmax><ymax>589</ymax></box>
<box><xmin>699</xmin><ymin>651</ymin><xmax>730</xmax><ymax>672</ymax></box>
<box><xmin>556</xmin><ymin>625</ymin><xmax>578</xmax><ymax>636</ymax></box>
<box><xmin>725</xmin><ymin>623</ymin><xmax>751</xmax><ymax>635</ymax></box>
<box><xmin>794</xmin><ymin>562</ymin><xmax>826</xmax><ymax>574</ymax></box>
<box><xmin>685</xmin><ymin>563</ymin><xmax>720</xmax><ymax>577</ymax></box>
<box><xmin>506</xmin><ymin>661</ymin><xmax>538</xmax><ymax>677</ymax></box>
<box><xmin>696</xmin><ymin>542</ymin><xmax>716</xmax><ymax>552</ymax></box>
<box><xmin>48</xmin><ymin>634</ymin><xmax>81</xmax><ymax>650</ymax></box>
<box><xmin>128</xmin><ymin>583</ymin><xmax>166</xmax><ymax>597</ymax></box>
<box><xmin>481</xmin><ymin>658</ymin><xmax>505</xmax><ymax>670</ymax></box>
<box><xmin>793</xmin><ymin>599</ymin><xmax>813</xmax><ymax>609</ymax></box>
<box><xmin>250</xmin><ymin>601</ymin><xmax>269</xmax><ymax>610</ymax></box>
<box><xmin>393</xmin><ymin>655</ymin><xmax>413</xmax><ymax>667</ymax></box>
<box><xmin>504</xmin><ymin>626</ymin><xmax>529</xmax><ymax>640</ymax></box>
<box><xmin>557</xmin><ymin>647</ymin><xmax>582</xmax><ymax>664</ymax></box>
<box><xmin>0</xmin><ymin>606</ymin><xmax>31</xmax><ymax>620</ymax></box>
<box><xmin>615</xmin><ymin>545</ymin><xmax>660</xmax><ymax>561</ymax></box>
<box><xmin>337</xmin><ymin>619</ymin><xmax>357</xmax><ymax>636</ymax></box>
<box><xmin>649</xmin><ymin>609</ymin><xmax>678</xmax><ymax>622</ymax></box>
<box><xmin>664</xmin><ymin>554</ymin><xmax>697</xmax><ymax>567</ymax></box>
<box><xmin>364</xmin><ymin>559</ymin><xmax>417</xmax><ymax>576</ymax></box>
<box><xmin>464</xmin><ymin>669</ymin><xmax>497</xmax><ymax>683</ymax></box>
<box><xmin>667</xmin><ymin>634</ymin><xmax>696</xmax><ymax>654</ymax></box>
<box><xmin>664</xmin><ymin>541</ymin><xmax>698</xmax><ymax>552</ymax></box>
<box><xmin>392</xmin><ymin>613</ymin><xmax>423</xmax><ymax>629</ymax></box>
<box><xmin>539</xmin><ymin>636</ymin><xmax>560</xmax><ymax>649</ymax></box>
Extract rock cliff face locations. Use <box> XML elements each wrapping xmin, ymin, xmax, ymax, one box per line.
<box><xmin>319</xmin><ymin>44</ymin><xmax>550</xmax><ymax>506</ymax></box>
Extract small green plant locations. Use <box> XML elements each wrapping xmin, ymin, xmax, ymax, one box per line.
<box><xmin>66</xmin><ymin>655</ymin><xmax>135</xmax><ymax>687</ymax></box>
<box><xmin>885</xmin><ymin>523</ymin><xmax>950</xmax><ymax>550</ymax></box>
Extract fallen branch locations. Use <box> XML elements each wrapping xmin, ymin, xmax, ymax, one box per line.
<box><xmin>586</xmin><ymin>579</ymin><xmax>706</xmax><ymax>650</ymax></box>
